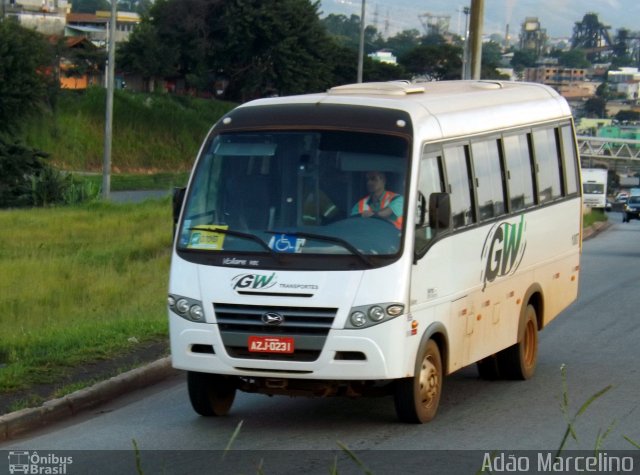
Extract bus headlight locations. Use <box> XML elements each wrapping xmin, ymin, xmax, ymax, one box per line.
<box><xmin>168</xmin><ymin>294</ymin><xmax>206</xmax><ymax>323</ymax></box>
<box><xmin>346</xmin><ymin>303</ymin><xmax>405</xmax><ymax>329</ymax></box>
<box><xmin>350</xmin><ymin>311</ymin><xmax>367</xmax><ymax>327</ymax></box>
<box><xmin>189</xmin><ymin>305</ymin><xmax>204</xmax><ymax>321</ymax></box>
<box><xmin>176</xmin><ymin>299</ymin><xmax>190</xmax><ymax>314</ymax></box>
<box><xmin>368</xmin><ymin>306</ymin><xmax>385</xmax><ymax>321</ymax></box>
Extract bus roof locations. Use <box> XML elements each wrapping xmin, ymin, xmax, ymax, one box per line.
<box><xmin>238</xmin><ymin>80</ymin><xmax>572</xmax><ymax>142</ymax></box>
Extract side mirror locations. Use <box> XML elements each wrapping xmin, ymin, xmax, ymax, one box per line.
<box><xmin>428</xmin><ymin>192</ymin><xmax>451</xmax><ymax>231</ymax></box>
<box><xmin>172</xmin><ymin>187</ymin><xmax>186</xmax><ymax>238</ymax></box>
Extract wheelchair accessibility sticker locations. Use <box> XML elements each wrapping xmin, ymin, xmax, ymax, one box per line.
<box><xmin>268</xmin><ymin>234</ymin><xmax>305</xmax><ymax>253</ymax></box>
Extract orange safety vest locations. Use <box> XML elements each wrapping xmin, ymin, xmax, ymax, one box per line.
<box><xmin>356</xmin><ymin>191</ymin><xmax>403</xmax><ymax>229</ymax></box>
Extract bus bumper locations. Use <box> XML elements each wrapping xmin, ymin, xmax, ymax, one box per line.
<box><xmin>169</xmin><ymin>312</ymin><xmax>415</xmax><ymax>381</ymax></box>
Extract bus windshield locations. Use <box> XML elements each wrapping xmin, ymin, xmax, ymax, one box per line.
<box><xmin>177</xmin><ymin>130</ymin><xmax>410</xmax><ymax>260</ymax></box>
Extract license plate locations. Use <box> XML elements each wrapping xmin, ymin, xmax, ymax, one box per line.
<box><xmin>248</xmin><ymin>336</ymin><xmax>294</xmax><ymax>354</ymax></box>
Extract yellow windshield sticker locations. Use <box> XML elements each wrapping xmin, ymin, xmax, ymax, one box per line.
<box><xmin>187</xmin><ymin>225</ymin><xmax>229</xmax><ymax>250</ymax></box>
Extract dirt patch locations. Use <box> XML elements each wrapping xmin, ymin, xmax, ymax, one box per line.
<box><xmin>0</xmin><ymin>340</ymin><xmax>169</xmax><ymax>416</ymax></box>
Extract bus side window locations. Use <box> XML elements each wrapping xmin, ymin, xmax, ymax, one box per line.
<box><xmin>443</xmin><ymin>144</ymin><xmax>475</xmax><ymax>229</ymax></box>
<box><xmin>470</xmin><ymin>138</ymin><xmax>505</xmax><ymax>221</ymax></box>
<box><xmin>503</xmin><ymin>133</ymin><xmax>535</xmax><ymax>212</ymax></box>
<box><xmin>415</xmin><ymin>149</ymin><xmax>444</xmax><ymax>254</ymax></box>
<box><xmin>559</xmin><ymin>125</ymin><xmax>579</xmax><ymax>196</ymax></box>
<box><xmin>532</xmin><ymin>127</ymin><xmax>562</xmax><ymax>203</ymax></box>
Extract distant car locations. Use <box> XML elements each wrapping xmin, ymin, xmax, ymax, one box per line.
<box><xmin>615</xmin><ymin>192</ymin><xmax>629</xmax><ymax>203</ymax></box>
<box><xmin>622</xmin><ymin>196</ymin><xmax>640</xmax><ymax>222</ymax></box>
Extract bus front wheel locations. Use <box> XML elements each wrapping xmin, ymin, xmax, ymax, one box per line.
<box><xmin>187</xmin><ymin>371</ymin><xmax>237</xmax><ymax>416</ymax></box>
<box><xmin>497</xmin><ymin>304</ymin><xmax>538</xmax><ymax>380</ymax></box>
<box><xmin>394</xmin><ymin>339</ymin><xmax>442</xmax><ymax>423</ymax></box>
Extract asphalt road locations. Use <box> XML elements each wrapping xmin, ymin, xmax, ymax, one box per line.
<box><xmin>2</xmin><ymin>212</ymin><xmax>639</xmax><ymax>473</ymax></box>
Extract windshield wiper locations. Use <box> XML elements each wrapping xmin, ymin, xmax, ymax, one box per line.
<box><xmin>265</xmin><ymin>230</ymin><xmax>374</xmax><ymax>267</ymax></box>
<box><xmin>189</xmin><ymin>227</ymin><xmax>280</xmax><ymax>260</ymax></box>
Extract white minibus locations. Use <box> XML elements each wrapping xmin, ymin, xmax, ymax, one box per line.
<box><xmin>169</xmin><ymin>80</ymin><xmax>582</xmax><ymax>423</ymax></box>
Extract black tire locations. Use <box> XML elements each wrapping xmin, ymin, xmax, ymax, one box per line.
<box><xmin>187</xmin><ymin>371</ymin><xmax>237</xmax><ymax>416</ymax></box>
<box><xmin>394</xmin><ymin>339</ymin><xmax>443</xmax><ymax>423</ymax></box>
<box><xmin>497</xmin><ymin>304</ymin><xmax>538</xmax><ymax>380</ymax></box>
<box><xmin>477</xmin><ymin>354</ymin><xmax>501</xmax><ymax>380</ymax></box>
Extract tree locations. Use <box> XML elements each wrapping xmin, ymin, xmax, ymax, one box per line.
<box><xmin>510</xmin><ymin>49</ymin><xmax>538</xmax><ymax>72</ymax></box>
<box><xmin>146</xmin><ymin>0</ymin><xmax>225</xmax><ymax>92</ymax></box>
<box><xmin>399</xmin><ymin>43</ymin><xmax>462</xmax><ymax>81</ymax></box>
<box><xmin>482</xmin><ymin>41</ymin><xmax>503</xmax><ymax>69</ymax></box>
<box><xmin>615</xmin><ymin>110</ymin><xmax>640</xmax><ymax>122</ymax></box>
<box><xmin>596</xmin><ymin>81</ymin><xmax>612</xmax><ymax>100</ymax></box>
<box><xmin>118</xmin><ymin>22</ymin><xmax>179</xmax><ymax>92</ymax></box>
<box><xmin>0</xmin><ymin>20</ymin><xmax>56</xmax><ymax>133</ymax></box>
<box><xmin>134</xmin><ymin>0</ymin><xmax>153</xmax><ymax>17</ymax></box>
<box><xmin>420</xmin><ymin>33</ymin><xmax>446</xmax><ymax>46</ymax></box>
<box><xmin>325</xmin><ymin>41</ymin><xmax>358</xmax><ymax>86</ymax></box>
<box><xmin>365</xmin><ymin>58</ymin><xmax>407</xmax><ymax>82</ymax></box>
<box><xmin>480</xmin><ymin>41</ymin><xmax>509</xmax><ymax>79</ymax></box>
<box><xmin>558</xmin><ymin>49</ymin><xmax>591</xmax><ymax>68</ymax></box>
<box><xmin>583</xmin><ymin>97</ymin><xmax>607</xmax><ymax>118</ymax></box>
<box><xmin>611</xmin><ymin>28</ymin><xmax>635</xmax><ymax>69</ymax></box>
<box><xmin>321</xmin><ymin>13</ymin><xmax>382</xmax><ymax>53</ymax></box>
<box><xmin>215</xmin><ymin>0</ymin><xmax>334</xmax><ymax>100</ymax></box>
<box><xmin>383</xmin><ymin>29</ymin><xmax>422</xmax><ymax>58</ymax></box>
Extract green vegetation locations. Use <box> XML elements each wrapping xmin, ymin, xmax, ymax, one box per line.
<box><xmin>79</xmin><ymin>171</ymin><xmax>190</xmax><ymax>192</ymax></box>
<box><xmin>583</xmin><ymin>209</ymin><xmax>608</xmax><ymax>228</ymax></box>
<box><xmin>21</xmin><ymin>88</ymin><xmax>235</xmax><ymax>173</ymax></box>
<box><xmin>0</xmin><ymin>20</ymin><xmax>57</xmax><ymax>133</ymax></box>
<box><xmin>0</xmin><ymin>199</ymin><xmax>171</xmax><ymax>395</ymax></box>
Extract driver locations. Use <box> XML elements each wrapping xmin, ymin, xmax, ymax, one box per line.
<box><xmin>351</xmin><ymin>171</ymin><xmax>404</xmax><ymax>229</ymax></box>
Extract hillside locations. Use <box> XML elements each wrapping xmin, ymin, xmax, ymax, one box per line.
<box><xmin>20</xmin><ymin>88</ymin><xmax>236</xmax><ymax>173</ymax></box>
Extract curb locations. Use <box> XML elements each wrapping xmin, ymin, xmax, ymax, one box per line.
<box><xmin>0</xmin><ymin>357</ymin><xmax>179</xmax><ymax>443</ymax></box>
<box><xmin>583</xmin><ymin>220</ymin><xmax>610</xmax><ymax>240</ymax></box>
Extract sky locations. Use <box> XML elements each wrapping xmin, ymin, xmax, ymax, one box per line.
<box><xmin>319</xmin><ymin>0</ymin><xmax>640</xmax><ymax>39</ymax></box>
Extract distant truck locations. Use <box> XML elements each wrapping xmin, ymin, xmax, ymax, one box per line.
<box><xmin>582</xmin><ymin>168</ymin><xmax>608</xmax><ymax>209</ymax></box>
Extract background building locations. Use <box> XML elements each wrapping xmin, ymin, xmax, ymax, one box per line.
<box><xmin>2</xmin><ymin>0</ymin><xmax>70</xmax><ymax>35</ymax></box>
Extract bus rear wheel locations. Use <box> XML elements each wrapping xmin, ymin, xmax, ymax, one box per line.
<box><xmin>497</xmin><ymin>304</ymin><xmax>538</xmax><ymax>380</ymax></box>
<box><xmin>394</xmin><ymin>339</ymin><xmax>442</xmax><ymax>423</ymax></box>
<box><xmin>187</xmin><ymin>371</ymin><xmax>237</xmax><ymax>416</ymax></box>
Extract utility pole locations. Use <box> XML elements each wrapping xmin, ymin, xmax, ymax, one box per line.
<box><xmin>357</xmin><ymin>0</ymin><xmax>366</xmax><ymax>83</ymax></box>
<box><xmin>461</xmin><ymin>6</ymin><xmax>470</xmax><ymax>79</ymax></box>
<box><xmin>102</xmin><ymin>0</ymin><xmax>116</xmax><ymax>200</ymax></box>
<box><xmin>468</xmin><ymin>0</ymin><xmax>484</xmax><ymax>80</ymax></box>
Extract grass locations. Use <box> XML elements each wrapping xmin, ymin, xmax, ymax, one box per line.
<box><xmin>75</xmin><ymin>171</ymin><xmax>190</xmax><ymax>191</ymax></box>
<box><xmin>583</xmin><ymin>208</ymin><xmax>608</xmax><ymax>228</ymax></box>
<box><xmin>0</xmin><ymin>198</ymin><xmax>172</xmax><ymax>394</ymax></box>
<box><xmin>21</xmin><ymin>88</ymin><xmax>235</xmax><ymax>173</ymax></box>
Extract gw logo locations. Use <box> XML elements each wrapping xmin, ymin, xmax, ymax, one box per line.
<box><xmin>480</xmin><ymin>215</ymin><xmax>527</xmax><ymax>291</ymax></box>
<box><xmin>232</xmin><ymin>272</ymin><xmax>277</xmax><ymax>290</ymax></box>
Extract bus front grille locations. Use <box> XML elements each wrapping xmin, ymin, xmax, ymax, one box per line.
<box><xmin>214</xmin><ymin>303</ymin><xmax>337</xmax><ymax>361</ymax></box>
